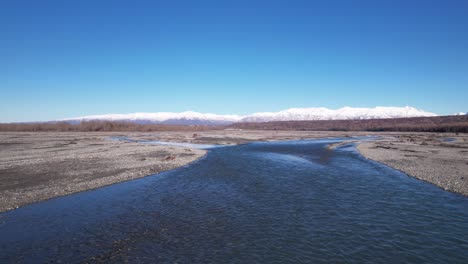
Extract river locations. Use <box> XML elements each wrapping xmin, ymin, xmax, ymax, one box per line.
<box><xmin>1</xmin><ymin>138</ymin><xmax>467</xmax><ymax>263</ymax></box>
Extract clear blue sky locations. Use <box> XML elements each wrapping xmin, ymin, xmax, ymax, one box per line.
<box><xmin>1</xmin><ymin>0</ymin><xmax>467</xmax><ymax>122</ymax></box>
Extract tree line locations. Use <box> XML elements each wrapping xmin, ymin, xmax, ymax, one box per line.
<box><xmin>0</xmin><ymin>121</ymin><xmax>219</xmax><ymax>132</ymax></box>
<box><xmin>229</xmin><ymin>115</ymin><xmax>468</xmax><ymax>133</ymax></box>
<box><xmin>1</xmin><ymin>115</ymin><xmax>467</xmax><ymax>133</ymax></box>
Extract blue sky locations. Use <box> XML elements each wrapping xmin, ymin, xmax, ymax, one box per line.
<box><xmin>1</xmin><ymin>0</ymin><xmax>467</xmax><ymax>122</ymax></box>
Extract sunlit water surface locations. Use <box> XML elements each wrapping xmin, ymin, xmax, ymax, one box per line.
<box><xmin>1</xmin><ymin>138</ymin><xmax>467</xmax><ymax>263</ymax></box>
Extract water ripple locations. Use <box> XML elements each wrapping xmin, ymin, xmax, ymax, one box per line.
<box><xmin>1</xmin><ymin>138</ymin><xmax>467</xmax><ymax>263</ymax></box>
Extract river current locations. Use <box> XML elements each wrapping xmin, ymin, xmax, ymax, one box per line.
<box><xmin>1</xmin><ymin>138</ymin><xmax>467</xmax><ymax>263</ymax></box>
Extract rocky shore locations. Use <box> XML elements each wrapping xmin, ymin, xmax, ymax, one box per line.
<box><xmin>0</xmin><ymin>130</ymin><xmax>362</xmax><ymax>212</ymax></box>
<box><xmin>357</xmin><ymin>134</ymin><xmax>468</xmax><ymax>196</ymax></box>
<box><xmin>0</xmin><ymin>132</ymin><xmax>207</xmax><ymax>212</ymax></box>
<box><xmin>1</xmin><ymin>131</ymin><xmax>466</xmax><ymax>212</ymax></box>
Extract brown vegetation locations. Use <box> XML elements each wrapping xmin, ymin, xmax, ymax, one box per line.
<box><xmin>2</xmin><ymin>115</ymin><xmax>467</xmax><ymax>132</ymax></box>
<box><xmin>230</xmin><ymin>115</ymin><xmax>468</xmax><ymax>133</ymax></box>
<box><xmin>0</xmin><ymin>121</ymin><xmax>218</xmax><ymax>132</ymax></box>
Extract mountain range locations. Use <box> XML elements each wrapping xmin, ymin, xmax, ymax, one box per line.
<box><xmin>63</xmin><ymin>106</ymin><xmax>437</xmax><ymax>125</ymax></box>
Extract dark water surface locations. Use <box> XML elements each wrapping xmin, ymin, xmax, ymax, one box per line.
<box><xmin>1</xmin><ymin>138</ymin><xmax>467</xmax><ymax>263</ymax></box>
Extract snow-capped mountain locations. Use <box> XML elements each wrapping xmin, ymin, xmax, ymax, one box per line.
<box><xmin>64</xmin><ymin>111</ymin><xmax>242</xmax><ymax>125</ymax></box>
<box><xmin>64</xmin><ymin>106</ymin><xmax>437</xmax><ymax>125</ymax></box>
<box><xmin>454</xmin><ymin>112</ymin><xmax>467</xmax><ymax>116</ymax></box>
<box><xmin>241</xmin><ymin>106</ymin><xmax>437</xmax><ymax>122</ymax></box>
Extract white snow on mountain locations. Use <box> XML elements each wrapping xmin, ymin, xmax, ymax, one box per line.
<box><xmin>64</xmin><ymin>111</ymin><xmax>243</xmax><ymax>125</ymax></box>
<box><xmin>241</xmin><ymin>106</ymin><xmax>436</xmax><ymax>122</ymax></box>
<box><xmin>64</xmin><ymin>106</ymin><xmax>437</xmax><ymax>125</ymax></box>
<box><xmin>454</xmin><ymin>112</ymin><xmax>467</xmax><ymax>115</ymax></box>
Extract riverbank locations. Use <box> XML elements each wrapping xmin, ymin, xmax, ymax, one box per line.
<box><xmin>356</xmin><ymin>134</ymin><xmax>468</xmax><ymax>196</ymax></box>
<box><xmin>0</xmin><ymin>132</ymin><xmax>208</xmax><ymax>212</ymax></box>
<box><xmin>0</xmin><ymin>131</ymin><xmax>366</xmax><ymax>212</ymax></box>
<box><xmin>1</xmin><ymin>131</ymin><xmax>467</xmax><ymax>212</ymax></box>
<box><xmin>2</xmin><ymin>135</ymin><xmax>467</xmax><ymax>263</ymax></box>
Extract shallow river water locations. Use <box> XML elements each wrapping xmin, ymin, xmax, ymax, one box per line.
<box><xmin>1</xmin><ymin>138</ymin><xmax>467</xmax><ymax>263</ymax></box>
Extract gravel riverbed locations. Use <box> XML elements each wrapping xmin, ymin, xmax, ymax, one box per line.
<box><xmin>1</xmin><ymin>131</ymin><xmax>466</xmax><ymax>212</ymax></box>
<box><xmin>357</xmin><ymin>134</ymin><xmax>468</xmax><ymax>196</ymax></box>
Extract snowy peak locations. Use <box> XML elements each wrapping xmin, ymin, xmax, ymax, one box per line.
<box><xmin>64</xmin><ymin>111</ymin><xmax>242</xmax><ymax>125</ymax></box>
<box><xmin>240</xmin><ymin>106</ymin><xmax>436</xmax><ymax>122</ymax></box>
<box><xmin>64</xmin><ymin>106</ymin><xmax>437</xmax><ymax>125</ymax></box>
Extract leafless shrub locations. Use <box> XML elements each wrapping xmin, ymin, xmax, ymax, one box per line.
<box><xmin>0</xmin><ymin>121</ymin><xmax>220</xmax><ymax>132</ymax></box>
<box><xmin>230</xmin><ymin>115</ymin><xmax>468</xmax><ymax>133</ymax></box>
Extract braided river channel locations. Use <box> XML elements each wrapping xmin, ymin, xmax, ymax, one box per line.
<box><xmin>1</xmin><ymin>138</ymin><xmax>467</xmax><ymax>263</ymax></box>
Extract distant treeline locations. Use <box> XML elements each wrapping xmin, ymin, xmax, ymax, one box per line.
<box><xmin>1</xmin><ymin>115</ymin><xmax>467</xmax><ymax>133</ymax></box>
<box><xmin>229</xmin><ymin>115</ymin><xmax>468</xmax><ymax>133</ymax></box>
<box><xmin>0</xmin><ymin>121</ymin><xmax>219</xmax><ymax>132</ymax></box>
